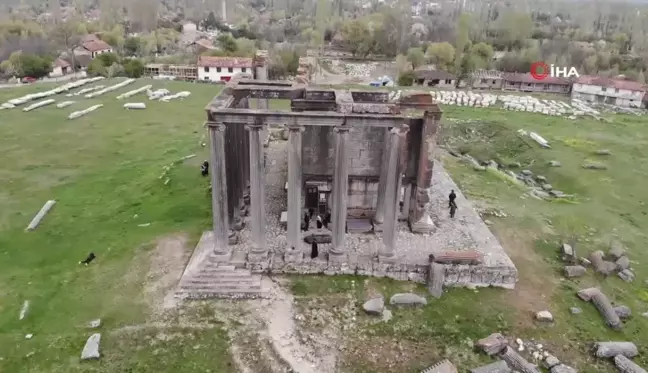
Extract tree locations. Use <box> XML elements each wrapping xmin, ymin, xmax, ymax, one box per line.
<box><xmin>17</xmin><ymin>54</ymin><xmax>52</xmax><ymax>78</ymax></box>
<box><xmin>217</xmin><ymin>34</ymin><xmax>238</xmax><ymax>53</ymax></box>
<box><xmin>398</xmin><ymin>70</ymin><xmax>416</xmax><ymax>86</ymax></box>
<box><xmin>454</xmin><ymin>14</ymin><xmax>471</xmax><ymax>72</ymax></box>
<box><xmin>204</xmin><ymin>12</ymin><xmax>218</xmax><ymax>30</ymax></box>
<box><xmin>124</xmin><ymin>37</ymin><xmax>141</xmax><ymax>56</ymax></box>
<box><xmin>124</xmin><ymin>59</ymin><xmax>144</xmax><ymax>77</ymax></box>
<box><xmin>51</xmin><ymin>19</ymin><xmax>82</xmax><ymax>73</ymax></box>
<box><xmin>407</xmin><ymin>47</ymin><xmax>425</xmax><ymax>69</ymax></box>
<box><xmin>497</xmin><ymin>12</ymin><xmax>533</xmax><ymax>50</ymax></box>
<box><xmin>340</xmin><ymin>19</ymin><xmax>374</xmax><ymax>57</ymax></box>
<box><xmin>97</xmin><ymin>52</ymin><xmax>118</xmax><ymax>67</ymax></box>
<box><xmin>427</xmin><ymin>42</ymin><xmax>455</xmax><ymax>71</ymax></box>
<box><xmin>87</xmin><ymin>58</ymin><xmax>108</xmax><ymax>77</ymax></box>
<box><xmin>470</xmin><ymin>42</ymin><xmax>494</xmax><ymax>68</ymax></box>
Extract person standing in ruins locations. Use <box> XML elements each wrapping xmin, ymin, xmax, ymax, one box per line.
<box><xmin>450</xmin><ymin>201</ymin><xmax>457</xmax><ymax>219</ymax></box>
<box><xmin>449</xmin><ymin>189</ymin><xmax>456</xmax><ymax>208</ymax></box>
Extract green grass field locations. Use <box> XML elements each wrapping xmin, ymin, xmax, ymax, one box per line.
<box><xmin>1</xmin><ymin>79</ymin><xmax>647</xmax><ymax>372</ymax></box>
<box><xmin>288</xmin><ymin>105</ymin><xmax>648</xmax><ymax>372</ymax></box>
<box><xmin>0</xmin><ymin>79</ymin><xmax>233</xmax><ymax>372</ymax></box>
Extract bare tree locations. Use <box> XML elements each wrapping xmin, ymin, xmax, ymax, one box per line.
<box><xmin>52</xmin><ymin>20</ymin><xmax>82</xmax><ymax>73</ymax></box>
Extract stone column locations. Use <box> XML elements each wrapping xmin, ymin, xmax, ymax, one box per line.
<box><xmin>254</xmin><ymin>50</ymin><xmax>269</xmax><ymax>144</ymax></box>
<box><xmin>399</xmin><ymin>184</ymin><xmax>413</xmax><ymax>221</ymax></box>
<box><xmin>246</xmin><ymin>119</ymin><xmax>267</xmax><ymax>261</ymax></box>
<box><xmin>209</xmin><ymin>123</ymin><xmax>230</xmax><ymax>255</ymax></box>
<box><xmin>379</xmin><ymin>125</ymin><xmax>408</xmax><ymax>259</ymax></box>
<box><xmin>329</xmin><ymin>126</ymin><xmax>350</xmax><ymax>261</ymax></box>
<box><xmin>286</xmin><ymin>123</ymin><xmax>304</xmax><ymax>260</ymax></box>
<box><xmin>410</xmin><ymin>110</ymin><xmax>440</xmax><ymax>234</ymax></box>
<box><xmin>372</xmin><ymin>128</ymin><xmax>391</xmax><ymax>232</ymax></box>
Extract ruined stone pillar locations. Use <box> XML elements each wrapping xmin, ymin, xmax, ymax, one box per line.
<box><xmin>372</xmin><ymin>128</ymin><xmax>391</xmax><ymax>232</ymax></box>
<box><xmin>209</xmin><ymin>123</ymin><xmax>230</xmax><ymax>254</ymax></box>
<box><xmin>379</xmin><ymin>126</ymin><xmax>408</xmax><ymax>258</ymax></box>
<box><xmin>286</xmin><ymin>123</ymin><xmax>304</xmax><ymax>259</ymax></box>
<box><xmin>330</xmin><ymin>126</ymin><xmax>350</xmax><ymax>260</ymax></box>
<box><xmin>400</xmin><ymin>184</ymin><xmax>412</xmax><ymax>221</ymax></box>
<box><xmin>254</xmin><ymin>50</ymin><xmax>269</xmax><ymax>143</ymax></box>
<box><xmin>246</xmin><ymin>119</ymin><xmax>267</xmax><ymax>260</ymax></box>
<box><xmin>410</xmin><ymin>111</ymin><xmax>440</xmax><ymax>234</ymax></box>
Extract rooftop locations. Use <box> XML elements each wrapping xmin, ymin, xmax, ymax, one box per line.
<box><xmin>198</xmin><ymin>56</ymin><xmax>253</xmax><ymax>68</ymax></box>
<box><xmin>503</xmin><ymin>72</ymin><xmax>571</xmax><ymax>85</ymax></box>
<box><xmin>413</xmin><ymin>68</ymin><xmax>457</xmax><ymax>81</ymax></box>
<box><xmin>206</xmin><ymin>79</ymin><xmax>442</xmax><ymax>125</ymax></box>
<box><xmin>53</xmin><ymin>58</ymin><xmax>70</xmax><ymax>68</ymax></box>
<box><xmin>576</xmin><ymin>75</ymin><xmax>646</xmax><ymax>92</ymax></box>
<box><xmin>81</xmin><ymin>39</ymin><xmax>113</xmax><ymax>52</ymax></box>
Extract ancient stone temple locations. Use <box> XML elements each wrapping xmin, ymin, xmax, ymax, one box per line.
<box><xmin>176</xmin><ymin>76</ymin><xmax>518</xmax><ymax>299</ymax></box>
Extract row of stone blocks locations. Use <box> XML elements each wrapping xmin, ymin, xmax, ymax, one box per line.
<box><xmin>241</xmin><ymin>250</ymin><xmax>517</xmax><ymax>291</ymax></box>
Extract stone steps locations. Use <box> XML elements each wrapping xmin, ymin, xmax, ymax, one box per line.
<box><xmin>176</xmin><ymin>263</ymin><xmax>265</xmax><ymax>300</ymax></box>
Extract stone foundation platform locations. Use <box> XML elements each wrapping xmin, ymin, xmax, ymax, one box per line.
<box><xmin>179</xmin><ymin>141</ymin><xmax>518</xmax><ymax>295</ymax></box>
<box><xmin>187</xmin><ymin>231</ymin><xmax>517</xmax><ymax>289</ymax></box>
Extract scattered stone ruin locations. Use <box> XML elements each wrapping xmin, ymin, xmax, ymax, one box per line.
<box><xmin>176</xmin><ymin>79</ymin><xmax>518</xmax><ymax>299</ymax></box>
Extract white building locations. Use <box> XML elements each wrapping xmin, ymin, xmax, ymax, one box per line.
<box><xmin>572</xmin><ymin>76</ymin><xmax>646</xmax><ymax>108</ymax></box>
<box><xmin>197</xmin><ymin>56</ymin><xmax>253</xmax><ymax>82</ymax></box>
<box><xmin>49</xmin><ymin>58</ymin><xmax>71</xmax><ymax>77</ymax></box>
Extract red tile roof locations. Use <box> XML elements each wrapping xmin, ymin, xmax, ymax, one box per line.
<box><xmin>575</xmin><ymin>75</ymin><xmax>646</xmax><ymax>92</ymax></box>
<box><xmin>197</xmin><ymin>56</ymin><xmax>253</xmax><ymax>68</ymax></box>
<box><xmin>82</xmin><ymin>39</ymin><xmax>112</xmax><ymax>52</ymax></box>
<box><xmin>503</xmin><ymin>72</ymin><xmax>571</xmax><ymax>85</ymax></box>
<box><xmin>53</xmin><ymin>58</ymin><xmax>70</xmax><ymax>68</ymax></box>
<box><xmin>192</xmin><ymin>39</ymin><xmax>216</xmax><ymax>50</ymax></box>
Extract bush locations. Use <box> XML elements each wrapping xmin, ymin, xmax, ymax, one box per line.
<box><xmin>16</xmin><ymin>54</ymin><xmax>52</xmax><ymax>79</ymax></box>
<box><xmin>96</xmin><ymin>52</ymin><xmax>118</xmax><ymax>67</ymax></box>
<box><xmin>124</xmin><ymin>59</ymin><xmax>144</xmax><ymax>78</ymax></box>
<box><xmin>87</xmin><ymin>58</ymin><xmax>107</xmax><ymax>77</ymax></box>
<box><xmin>398</xmin><ymin>70</ymin><xmax>416</xmax><ymax>86</ymax></box>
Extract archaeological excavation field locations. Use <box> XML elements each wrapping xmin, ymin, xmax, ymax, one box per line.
<box><xmin>0</xmin><ymin>79</ymin><xmax>647</xmax><ymax>373</ymax></box>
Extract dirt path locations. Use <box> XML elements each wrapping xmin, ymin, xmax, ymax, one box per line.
<box><xmin>138</xmin><ymin>234</ymin><xmax>338</xmax><ymax>373</ymax></box>
<box><xmin>251</xmin><ymin>278</ymin><xmax>338</xmax><ymax>373</ymax></box>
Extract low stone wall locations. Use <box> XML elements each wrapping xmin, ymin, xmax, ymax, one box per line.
<box><xmin>235</xmin><ymin>243</ymin><xmax>517</xmax><ymax>289</ymax></box>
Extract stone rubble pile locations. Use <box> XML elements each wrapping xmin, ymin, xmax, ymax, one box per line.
<box><xmin>2</xmin><ymin>76</ymin><xmax>104</xmax><ymax>108</ymax></box>
<box><xmin>426</xmin><ymin>91</ymin><xmax>602</xmax><ymax>118</ymax></box>
<box><xmin>68</xmin><ymin>85</ymin><xmax>105</xmax><ymax>97</ymax></box>
<box><xmin>85</xmin><ymin>78</ymin><xmax>136</xmax><ymax>98</ymax></box>
<box><xmin>329</xmin><ymin>60</ymin><xmax>378</xmax><ymax>77</ymax></box>
<box><xmin>22</xmin><ymin>99</ymin><xmax>56</xmax><ymax>112</ymax></box>
<box><xmin>430</xmin><ymin>90</ymin><xmax>497</xmax><ymax>107</ymax></box>
<box><xmin>160</xmin><ymin>91</ymin><xmax>191</xmax><ymax>102</ymax></box>
<box><xmin>474</xmin><ymin>333</ymin><xmax>579</xmax><ymax>373</ymax></box>
<box><xmin>68</xmin><ymin>104</ymin><xmax>103</xmax><ymax>120</ymax></box>
<box><xmin>147</xmin><ymin>88</ymin><xmax>171</xmax><ymax>100</ymax></box>
<box><xmin>117</xmin><ymin>85</ymin><xmax>152</xmax><ymax>100</ymax></box>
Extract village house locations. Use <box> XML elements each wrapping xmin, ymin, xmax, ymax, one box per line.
<box><xmin>74</xmin><ymin>39</ymin><xmax>113</xmax><ymax>59</ymax></box>
<box><xmin>197</xmin><ymin>56</ymin><xmax>253</xmax><ymax>82</ymax></box>
<box><xmin>571</xmin><ymin>75</ymin><xmax>646</xmax><ymax>108</ymax></box>
<box><xmin>190</xmin><ymin>39</ymin><xmax>217</xmax><ymax>54</ymax></box>
<box><xmin>62</xmin><ymin>54</ymin><xmax>92</xmax><ymax>72</ymax></box>
<box><xmin>413</xmin><ymin>68</ymin><xmax>457</xmax><ymax>89</ymax></box>
<box><xmin>469</xmin><ymin>70</ymin><xmax>504</xmax><ymax>90</ymax></box>
<box><xmin>502</xmin><ymin>73</ymin><xmax>571</xmax><ymax>94</ymax></box>
<box><xmin>49</xmin><ymin>58</ymin><xmax>71</xmax><ymax>77</ymax></box>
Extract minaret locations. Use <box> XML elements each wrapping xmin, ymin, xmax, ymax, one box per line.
<box><xmin>221</xmin><ymin>0</ymin><xmax>227</xmax><ymax>22</ymax></box>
